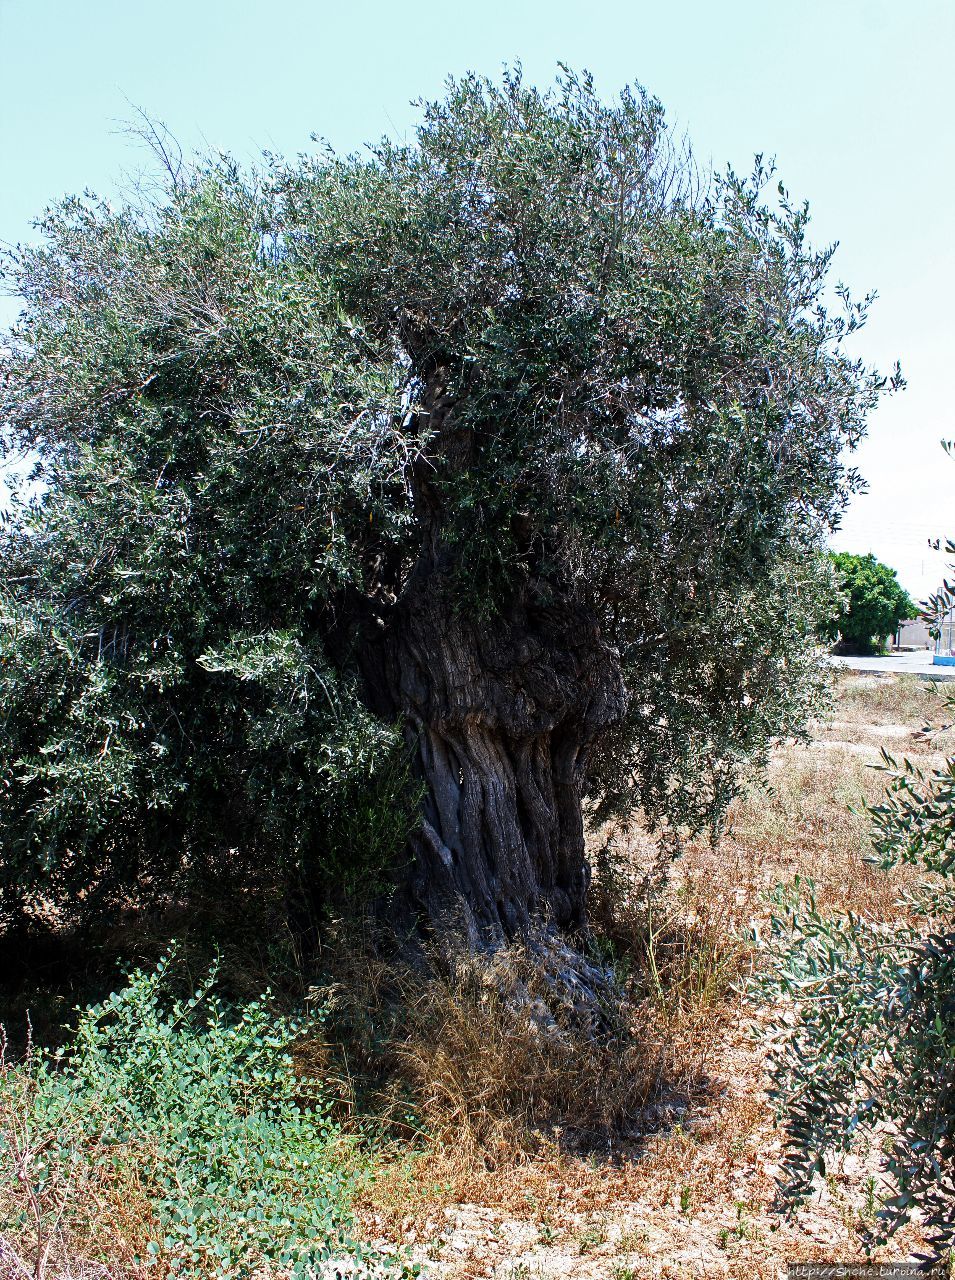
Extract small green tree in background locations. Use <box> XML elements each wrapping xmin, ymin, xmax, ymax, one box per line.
<box><xmin>824</xmin><ymin>551</ymin><xmax>915</xmax><ymax>654</ymax></box>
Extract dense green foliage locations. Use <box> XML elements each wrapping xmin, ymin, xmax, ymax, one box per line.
<box><xmin>760</xmin><ymin>728</ymin><xmax>955</xmax><ymax>1255</ymax></box>
<box><xmin>824</xmin><ymin>551</ymin><xmax>915</xmax><ymax>654</ymax></box>
<box><xmin>0</xmin><ymin>68</ymin><xmax>891</xmax><ymax>925</ymax></box>
<box><xmin>0</xmin><ymin>953</ymin><xmax>391</xmax><ymax>1275</ymax></box>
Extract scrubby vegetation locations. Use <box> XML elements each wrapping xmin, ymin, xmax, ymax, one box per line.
<box><xmin>2</xmin><ymin>673</ymin><xmax>951</xmax><ymax>1277</ymax></box>
<box><xmin>0</xmin><ymin>951</ymin><xmax>404</xmax><ymax>1278</ymax></box>
<box><xmin>762</xmin><ymin>693</ymin><xmax>955</xmax><ymax>1256</ymax></box>
<box><xmin>3</xmin><ymin>63</ymin><xmax>948</xmax><ymax>1279</ymax></box>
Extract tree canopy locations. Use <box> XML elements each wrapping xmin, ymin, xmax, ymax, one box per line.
<box><xmin>824</xmin><ymin>551</ymin><xmax>915</xmax><ymax>654</ymax></box>
<box><xmin>0</xmin><ymin>68</ymin><xmax>892</xmax><ymax>936</ymax></box>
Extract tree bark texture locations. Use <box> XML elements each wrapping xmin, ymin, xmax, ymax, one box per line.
<box><xmin>376</xmin><ymin>366</ymin><xmax>624</xmax><ymax>945</ymax></box>
<box><xmin>369</xmin><ymin>358</ymin><xmax>628</xmax><ymax>949</ymax></box>
<box><xmin>387</xmin><ymin>587</ymin><xmax>626</xmax><ymax>946</ymax></box>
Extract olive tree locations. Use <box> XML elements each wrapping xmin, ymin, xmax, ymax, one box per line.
<box><xmin>760</xmin><ymin>711</ymin><xmax>955</xmax><ymax>1256</ymax></box>
<box><xmin>760</xmin><ymin>516</ymin><xmax>954</xmax><ymax>1259</ymax></box>
<box><xmin>0</xmin><ymin>69</ymin><xmax>891</xmax><ymax>949</ymax></box>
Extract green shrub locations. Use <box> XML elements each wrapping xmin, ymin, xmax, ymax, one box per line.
<box><xmin>0</xmin><ymin>952</ymin><xmax>403</xmax><ymax>1277</ymax></box>
<box><xmin>758</xmin><ymin>731</ymin><xmax>955</xmax><ymax>1255</ymax></box>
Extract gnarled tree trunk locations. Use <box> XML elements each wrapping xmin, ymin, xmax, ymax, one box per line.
<box><xmin>386</xmin><ymin>585</ymin><xmax>626</xmax><ymax>948</ymax></box>
<box><xmin>376</xmin><ymin>362</ymin><xmax>627</xmax><ymax>950</ymax></box>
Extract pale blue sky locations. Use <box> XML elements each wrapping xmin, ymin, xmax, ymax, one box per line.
<box><xmin>1</xmin><ymin>0</ymin><xmax>952</xmax><ymax>596</ymax></box>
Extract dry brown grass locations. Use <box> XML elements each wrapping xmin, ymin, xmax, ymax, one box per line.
<box><xmin>0</xmin><ymin>1042</ymin><xmax>154</xmax><ymax>1280</ymax></box>
<box><xmin>832</xmin><ymin>671</ymin><xmax>942</xmax><ymax>729</ymax></box>
<box><xmin>703</xmin><ymin>673</ymin><xmax>948</xmax><ymax>922</ymax></box>
<box><xmin>320</xmin><ymin>927</ymin><xmax>732</xmax><ymax>1166</ymax></box>
<box><xmin>700</xmin><ymin>744</ymin><xmax>891</xmax><ymax>918</ymax></box>
<box><xmin>345</xmin><ymin>843</ymin><xmax>753</xmax><ymax>1259</ymax></box>
<box><xmin>390</xmin><ymin>951</ymin><xmax>644</xmax><ymax>1155</ymax></box>
<box><xmin>2</xmin><ymin>672</ymin><xmax>943</xmax><ymax>1278</ymax></box>
<box><xmin>354</xmin><ymin>672</ymin><xmax>943</xmax><ymax>1276</ymax></box>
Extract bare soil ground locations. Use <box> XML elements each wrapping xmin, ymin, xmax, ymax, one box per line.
<box><xmin>360</xmin><ymin>673</ymin><xmax>945</xmax><ymax>1278</ymax></box>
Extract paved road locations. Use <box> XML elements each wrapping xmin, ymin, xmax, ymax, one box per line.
<box><xmin>829</xmin><ymin>651</ymin><xmax>955</xmax><ymax>681</ymax></box>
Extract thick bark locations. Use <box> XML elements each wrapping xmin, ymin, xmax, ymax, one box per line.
<box><xmin>374</xmin><ymin>356</ymin><xmax>627</xmax><ymax>951</ymax></box>
<box><xmin>386</xmin><ymin>582</ymin><xmax>626</xmax><ymax>947</ymax></box>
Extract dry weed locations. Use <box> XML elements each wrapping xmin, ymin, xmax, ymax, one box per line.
<box><xmin>832</xmin><ymin>672</ymin><xmax>938</xmax><ymax>728</ymax></box>
<box><xmin>319</xmin><ymin>937</ymin><xmax>697</xmax><ymax>1162</ymax></box>
<box><xmin>701</xmin><ymin>673</ymin><xmax>949</xmax><ymax>923</ymax></box>
<box><xmin>3</xmin><ymin>669</ymin><xmax>944</xmax><ymax>1277</ymax></box>
<box><xmin>357</xmin><ymin>670</ymin><xmax>942</xmax><ymax>1272</ymax></box>
<box><xmin>0</xmin><ymin>1040</ymin><xmax>153</xmax><ymax>1280</ymax></box>
<box><xmin>343</xmin><ymin>882</ymin><xmax>751</xmax><ymax>1251</ymax></box>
